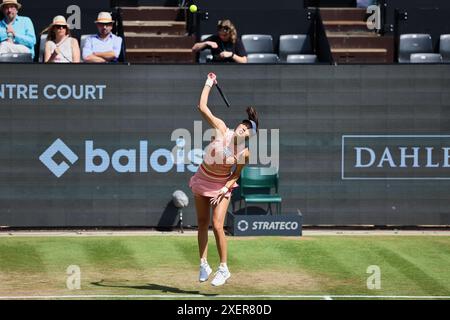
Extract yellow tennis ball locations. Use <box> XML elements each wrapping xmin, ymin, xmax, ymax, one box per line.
<box><xmin>189</xmin><ymin>4</ymin><xmax>198</xmax><ymax>13</ymax></box>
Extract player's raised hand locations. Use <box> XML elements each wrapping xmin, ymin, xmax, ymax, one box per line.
<box><xmin>205</xmin><ymin>72</ymin><xmax>218</xmax><ymax>87</ymax></box>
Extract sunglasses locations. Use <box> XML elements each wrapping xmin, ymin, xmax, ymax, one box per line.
<box><xmin>54</xmin><ymin>25</ymin><xmax>67</xmax><ymax>29</ymax></box>
<box><xmin>218</xmin><ymin>26</ymin><xmax>230</xmax><ymax>33</ymax></box>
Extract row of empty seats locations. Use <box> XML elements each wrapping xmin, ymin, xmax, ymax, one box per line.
<box><xmin>399</xmin><ymin>34</ymin><xmax>450</xmax><ymax>63</ymax></box>
<box><xmin>199</xmin><ymin>34</ymin><xmax>318</xmax><ymax>64</ymax></box>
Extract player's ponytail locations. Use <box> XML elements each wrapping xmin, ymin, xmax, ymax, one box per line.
<box><xmin>246</xmin><ymin>106</ymin><xmax>259</xmax><ymax>132</ymax></box>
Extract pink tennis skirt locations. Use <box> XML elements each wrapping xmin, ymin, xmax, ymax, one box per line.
<box><xmin>189</xmin><ymin>164</ymin><xmax>238</xmax><ymax>198</ymax></box>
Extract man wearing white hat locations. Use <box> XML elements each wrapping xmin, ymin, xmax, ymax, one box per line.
<box><xmin>82</xmin><ymin>12</ymin><xmax>122</xmax><ymax>63</ymax></box>
<box><xmin>0</xmin><ymin>0</ymin><xmax>36</xmax><ymax>58</ymax></box>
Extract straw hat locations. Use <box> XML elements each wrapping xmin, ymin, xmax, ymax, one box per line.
<box><xmin>0</xmin><ymin>0</ymin><xmax>22</xmax><ymax>10</ymax></box>
<box><xmin>95</xmin><ymin>12</ymin><xmax>114</xmax><ymax>24</ymax></box>
<box><xmin>51</xmin><ymin>15</ymin><xmax>69</xmax><ymax>27</ymax></box>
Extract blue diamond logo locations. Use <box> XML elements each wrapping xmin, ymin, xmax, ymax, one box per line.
<box><xmin>39</xmin><ymin>139</ymin><xmax>79</xmax><ymax>178</ymax></box>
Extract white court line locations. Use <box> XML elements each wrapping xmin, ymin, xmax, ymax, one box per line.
<box><xmin>1</xmin><ymin>230</ymin><xmax>449</xmax><ymax>237</ymax></box>
<box><xmin>0</xmin><ymin>294</ymin><xmax>449</xmax><ymax>300</ymax></box>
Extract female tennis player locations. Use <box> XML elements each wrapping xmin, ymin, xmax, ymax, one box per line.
<box><xmin>189</xmin><ymin>72</ymin><xmax>258</xmax><ymax>286</ymax></box>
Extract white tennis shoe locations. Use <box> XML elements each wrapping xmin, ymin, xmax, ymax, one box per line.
<box><xmin>199</xmin><ymin>262</ymin><xmax>212</xmax><ymax>282</ymax></box>
<box><xmin>211</xmin><ymin>266</ymin><xmax>231</xmax><ymax>286</ymax></box>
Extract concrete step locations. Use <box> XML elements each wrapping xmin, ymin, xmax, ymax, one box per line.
<box><xmin>120</xmin><ymin>6</ymin><xmax>185</xmax><ymax>21</ymax></box>
<box><xmin>326</xmin><ymin>31</ymin><xmax>379</xmax><ymax>37</ymax></box>
<box><xmin>331</xmin><ymin>48</ymin><xmax>390</xmax><ymax>63</ymax></box>
<box><xmin>126</xmin><ymin>48</ymin><xmax>195</xmax><ymax>63</ymax></box>
<box><xmin>122</xmin><ymin>21</ymin><xmax>186</xmax><ymax>35</ymax></box>
<box><xmin>320</xmin><ymin>8</ymin><xmax>368</xmax><ymax>21</ymax></box>
<box><xmin>323</xmin><ymin>21</ymin><xmax>370</xmax><ymax>32</ymax></box>
<box><xmin>327</xmin><ymin>34</ymin><xmax>393</xmax><ymax>49</ymax></box>
<box><xmin>124</xmin><ymin>33</ymin><xmax>195</xmax><ymax>49</ymax></box>
<box><xmin>327</xmin><ymin>34</ymin><xmax>394</xmax><ymax>63</ymax></box>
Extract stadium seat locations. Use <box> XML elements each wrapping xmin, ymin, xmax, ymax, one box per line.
<box><xmin>410</xmin><ymin>53</ymin><xmax>443</xmax><ymax>63</ymax></box>
<box><xmin>199</xmin><ymin>34</ymin><xmax>213</xmax><ymax>63</ymax></box>
<box><xmin>39</xmin><ymin>34</ymin><xmax>48</xmax><ymax>63</ymax></box>
<box><xmin>200</xmin><ymin>34</ymin><xmax>212</xmax><ymax>41</ymax></box>
<box><xmin>241</xmin><ymin>34</ymin><xmax>274</xmax><ymax>54</ymax></box>
<box><xmin>80</xmin><ymin>34</ymin><xmax>93</xmax><ymax>62</ymax></box>
<box><xmin>439</xmin><ymin>34</ymin><xmax>450</xmax><ymax>63</ymax></box>
<box><xmin>279</xmin><ymin>34</ymin><xmax>312</xmax><ymax>62</ymax></box>
<box><xmin>80</xmin><ymin>34</ymin><xmax>92</xmax><ymax>51</ymax></box>
<box><xmin>247</xmin><ymin>53</ymin><xmax>279</xmax><ymax>63</ymax></box>
<box><xmin>199</xmin><ymin>50</ymin><xmax>212</xmax><ymax>63</ymax></box>
<box><xmin>0</xmin><ymin>53</ymin><xmax>33</xmax><ymax>63</ymax></box>
<box><xmin>286</xmin><ymin>54</ymin><xmax>318</xmax><ymax>63</ymax></box>
<box><xmin>398</xmin><ymin>34</ymin><xmax>433</xmax><ymax>63</ymax></box>
<box><xmin>240</xmin><ymin>166</ymin><xmax>282</xmax><ymax>215</ymax></box>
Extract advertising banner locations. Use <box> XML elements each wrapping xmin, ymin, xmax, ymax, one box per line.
<box><xmin>1</xmin><ymin>64</ymin><xmax>449</xmax><ymax>227</ymax></box>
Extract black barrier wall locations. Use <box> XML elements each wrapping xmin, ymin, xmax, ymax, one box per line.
<box><xmin>0</xmin><ymin>64</ymin><xmax>449</xmax><ymax>227</ymax></box>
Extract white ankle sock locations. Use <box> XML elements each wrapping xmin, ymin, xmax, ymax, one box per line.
<box><xmin>200</xmin><ymin>258</ymin><xmax>208</xmax><ymax>265</ymax></box>
<box><xmin>220</xmin><ymin>262</ymin><xmax>228</xmax><ymax>270</ymax></box>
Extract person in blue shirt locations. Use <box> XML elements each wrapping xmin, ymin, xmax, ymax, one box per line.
<box><xmin>82</xmin><ymin>12</ymin><xmax>122</xmax><ymax>63</ymax></box>
<box><xmin>0</xmin><ymin>0</ymin><xmax>36</xmax><ymax>58</ymax></box>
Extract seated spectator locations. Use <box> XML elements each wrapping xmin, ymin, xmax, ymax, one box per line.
<box><xmin>0</xmin><ymin>0</ymin><xmax>36</xmax><ymax>58</ymax></box>
<box><xmin>192</xmin><ymin>19</ymin><xmax>247</xmax><ymax>63</ymax></box>
<box><xmin>42</xmin><ymin>16</ymin><xmax>80</xmax><ymax>63</ymax></box>
<box><xmin>82</xmin><ymin>12</ymin><xmax>122</xmax><ymax>63</ymax></box>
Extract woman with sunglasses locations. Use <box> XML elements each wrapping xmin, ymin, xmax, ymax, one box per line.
<box><xmin>192</xmin><ymin>19</ymin><xmax>247</xmax><ymax>63</ymax></box>
<box><xmin>42</xmin><ymin>15</ymin><xmax>80</xmax><ymax>63</ymax></box>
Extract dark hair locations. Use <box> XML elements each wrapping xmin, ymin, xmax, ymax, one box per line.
<box><xmin>41</xmin><ymin>24</ymin><xmax>70</xmax><ymax>42</ymax></box>
<box><xmin>243</xmin><ymin>106</ymin><xmax>259</xmax><ymax>133</ymax></box>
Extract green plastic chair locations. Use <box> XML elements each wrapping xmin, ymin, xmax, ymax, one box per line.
<box><xmin>239</xmin><ymin>166</ymin><xmax>282</xmax><ymax>215</ymax></box>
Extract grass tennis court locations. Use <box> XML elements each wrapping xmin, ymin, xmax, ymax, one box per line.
<box><xmin>0</xmin><ymin>234</ymin><xmax>449</xmax><ymax>299</ymax></box>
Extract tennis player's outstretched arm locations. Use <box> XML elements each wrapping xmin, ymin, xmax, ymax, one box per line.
<box><xmin>198</xmin><ymin>73</ymin><xmax>227</xmax><ymax>136</ymax></box>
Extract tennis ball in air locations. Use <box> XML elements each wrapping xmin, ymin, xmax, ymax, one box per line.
<box><xmin>189</xmin><ymin>4</ymin><xmax>198</xmax><ymax>13</ymax></box>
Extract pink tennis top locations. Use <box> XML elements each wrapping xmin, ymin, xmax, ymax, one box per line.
<box><xmin>189</xmin><ymin>128</ymin><xmax>247</xmax><ymax>198</ymax></box>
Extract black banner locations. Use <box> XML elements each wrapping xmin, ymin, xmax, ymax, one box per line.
<box><xmin>228</xmin><ymin>213</ymin><xmax>303</xmax><ymax>236</ymax></box>
<box><xmin>0</xmin><ymin>64</ymin><xmax>449</xmax><ymax>227</ymax></box>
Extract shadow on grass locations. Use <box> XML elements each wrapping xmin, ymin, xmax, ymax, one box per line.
<box><xmin>91</xmin><ymin>280</ymin><xmax>218</xmax><ymax>296</ymax></box>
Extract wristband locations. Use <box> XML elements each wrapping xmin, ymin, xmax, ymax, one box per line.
<box><xmin>219</xmin><ymin>186</ymin><xmax>229</xmax><ymax>194</ymax></box>
<box><xmin>205</xmin><ymin>78</ymin><xmax>214</xmax><ymax>87</ymax></box>
<box><xmin>231</xmin><ymin>53</ymin><xmax>235</xmax><ymax>59</ymax></box>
